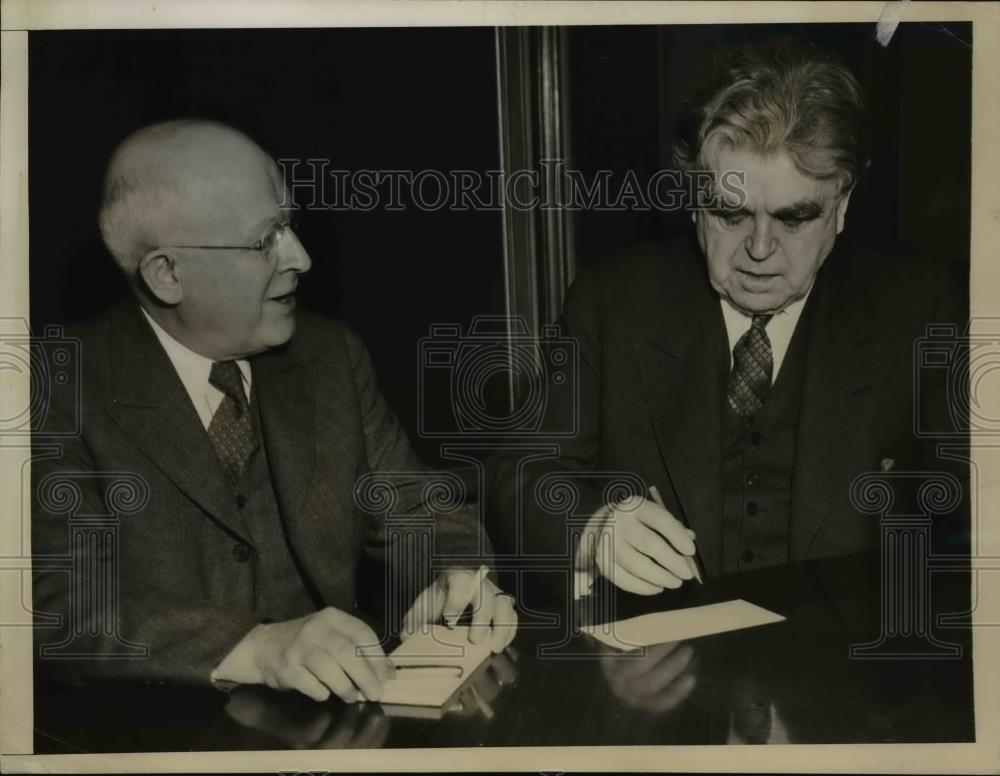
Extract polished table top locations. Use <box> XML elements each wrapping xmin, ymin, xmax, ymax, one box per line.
<box><xmin>34</xmin><ymin>553</ymin><xmax>974</xmax><ymax>752</ymax></box>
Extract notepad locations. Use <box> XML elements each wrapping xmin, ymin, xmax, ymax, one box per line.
<box><xmin>579</xmin><ymin>599</ymin><xmax>785</xmax><ymax>650</ymax></box>
<box><xmin>378</xmin><ymin>625</ymin><xmax>491</xmax><ymax>707</ymax></box>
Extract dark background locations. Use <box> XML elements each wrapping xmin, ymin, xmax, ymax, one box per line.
<box><xmin>29</xmin><ymin>27</ymin><xmax>505</xmax><ymax>463</ymax></box>
<box><xmin>30</xmin><ymin>23</ymin><xmax>971</xmax><ymax>462</ymax></box>
<box><xmin>570</xmin><ymin>22</ymin><xmax>972</xmax><ymax>274</ymax></box>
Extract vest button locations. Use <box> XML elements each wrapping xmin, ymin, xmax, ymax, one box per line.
<box><xmin>745</xmin><ymin>501</ymin><xmax>758</xmax><ymax>516</ymax></box>
<box><xmin>232</xmin><ymin>543</ymin><xmax>253</xmax><ymax>563</ymax></box>
<box><xmin>741</xmin><ymin>549</ymin><xmax>755</xmax><ymax>563</ymax></box>
<box><xmin>745</xmin><ymin>472</ymin><xmax>759</xmax><ymax>487</ymax></box>
<box><xmin>750</xmin><ymin>432</ymin><xmax>763</xmax><ymax>446</ymax></box>
<box><xmin>235</xmin><ymin>494</ymin><xmax>248</xmax><ymax>509</ymax></box>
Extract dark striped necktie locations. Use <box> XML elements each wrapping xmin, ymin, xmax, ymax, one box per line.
<box><xmin>207</xmin><ymin>360</ymin><xmax>257</xmax><ymax>484</ymax></box>
<box><xmin>731</xmin><ymin>676</ymin><xmax>773</xmax><ymax>744</ymax></box>
<box><xmin>726</xmin><ymin>314</ymin><xmax>774</xmax><ymax>422</ymax></box>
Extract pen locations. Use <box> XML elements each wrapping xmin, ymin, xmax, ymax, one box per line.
<box><xmin>648</xmin><ymin>485</ymin><xmax>703</xmax><ymax>585</ymax></box>
<box><xmin>393</xmin><ymin>664</ymin><xmax>464</xmax><ymax>678</ymax></box>
<box><xmin>469</xmin><ymin>683</ymin><xmax>495</xmax><ymax>720</ymax></box>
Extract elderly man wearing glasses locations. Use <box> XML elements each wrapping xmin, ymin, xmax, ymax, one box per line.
<box><xmin>32</xmin><ymin>120</ymin><xmax>516</xmax><ymax>703</ymax></box>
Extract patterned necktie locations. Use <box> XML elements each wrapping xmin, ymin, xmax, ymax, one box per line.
<box><xmin>731</xmin><ymin>677</ymin><xmax>773</xmax><ymax>744</ymax></box>
<box><xmin>726</xmin><ymin>314</ymin><xmax>774</xmax><ymax>421</ymax></box>
<box><xmin>207</xmin><ymin>360</ymin><xmax>257</xmax><ymax>484</ymax></box>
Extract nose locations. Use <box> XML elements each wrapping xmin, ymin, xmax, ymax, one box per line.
<box><xmin>745</xmin><ymin>217</ymin><xmax>776</xmax><ymax>263</ymax></box>
<box><xmin>275</xmin><ymin>229</ymin><xmax>312</xmax><ymax>274</ymax></box>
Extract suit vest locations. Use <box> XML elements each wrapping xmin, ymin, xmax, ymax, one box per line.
<box><xmin>718</xmin><ymin>296</ymin><xmax>816</xmax><ymax>575</ymax></box>
<box><xmin>228</xmin><ymin>389</ymin><xmax>320</xmax><ymax>622</ymax></box>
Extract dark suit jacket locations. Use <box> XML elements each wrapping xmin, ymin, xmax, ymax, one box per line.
<box><xmin>487</xmin><ymin>234</ymin><xmax>968</xmax><ymax>578</ymax></box>
<box><xmin>32</xmin><ymin>302</ymin><xmax>487</xmax><ymax>686</ymax></box>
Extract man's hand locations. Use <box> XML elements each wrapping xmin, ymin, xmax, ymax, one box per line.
<box><xmin>599</xmin><ymin>640</ymin><xmax>698</xmax><ymax>713</ymax></box>
<box><xmin>444</xmin><ymin>648</ymin><xmax>518</xmax><ymax>718</ymax></box>
<box><xmin>212</xmin><ymin>607</ymin><xmax>393</xmax><ymax>703</ymax></box>
<box><xmin>401</xmin><ymin>568</ymin><xmax>518</xmax><ymax>653</ymax></box>
<box><xmin>583</xmin><ymin>495</ymin><xmax>697</xmax><ymax>595</ymax></box>
<box><xmin>226</xmin><ymin>686</ymin><xmax>392</xmax><ymax>749</ymax></box>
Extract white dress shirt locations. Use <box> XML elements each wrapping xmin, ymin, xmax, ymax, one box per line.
<box><xmin>719</xmin><ymin>290</ymin><xmax>810</xmax><ymax>383</ymax></box>
<box><xmin>141</xmin><ymin>307</ymin><xmax>251</xmax><ymax>430</ymax></box>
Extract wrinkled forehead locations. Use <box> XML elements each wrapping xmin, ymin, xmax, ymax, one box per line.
<box><xmin>702</xmin><ymin>140</ymin><xmax>840</xmax><ymax>210</ymax></box>
<box><xmin>171</xmin><ymin>161</ymin><xmax>289</xmax><ymax>239</ymax></box>
<box><xmin>703</xmin><ymin>132</ymin><xmax>844</xmax><ymax>201</ymax></box>
<box><xmin>186</xmin><ymin>146</ymin><xmax>282</xmax><ymax>202</ymax></box>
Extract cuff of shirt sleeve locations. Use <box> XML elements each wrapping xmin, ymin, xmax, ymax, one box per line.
<box><xmin>573</xmin><ymin>504</ymin><xmax>611</xmax><ymax>598</ymax></box>
<box><xmin>209</xmin><ymin>617</ymin><xmax>273</xmax><ymax>692</ymax></box>
<box><xmin>573</xmin><ymin>570</ymin><xmax>596</xmax><ymax>600</ymax></box>
<box><xmin>210</xmin><ymin>677</ymin><xmax>241</xmax><ymax>693</ymax></box>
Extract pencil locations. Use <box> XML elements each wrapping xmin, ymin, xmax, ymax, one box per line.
<box><xmin>647</xmin><ymin>485</ymin><xmax>704</xmax><ymax>585</ymax></box>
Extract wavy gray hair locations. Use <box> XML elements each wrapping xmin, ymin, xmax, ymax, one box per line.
<box><xmin>673</xmin><ymin>38</ymin><xmax>869</xmax><ymax>193</ymax></box>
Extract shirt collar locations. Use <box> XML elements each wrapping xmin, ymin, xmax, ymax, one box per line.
<box><xmin>718</xmin><ymin>287</ymin><xmax>813</xmax><ymax>381</ymax></box>
<box><xmin>139</xmin><ymin>306</ymin><xmax>251</xmax><ymax>391</ymax></box>
<box><xmin>719</xmin><ymin>288</ymin><xmax>811</xmax><ymax>325</ymax></box>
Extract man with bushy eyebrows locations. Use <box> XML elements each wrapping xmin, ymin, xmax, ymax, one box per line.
<box><xmin>489</xmin><ymin>38</ymin><xmax>967</xmax><ymax>596</ymax></box>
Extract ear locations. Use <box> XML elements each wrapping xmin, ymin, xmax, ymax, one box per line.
<box><xmin>137</xmin><ymin>250</ymin><xmax>183</xmax><ymax>305</ymax></box>
<box><xmin>835</xmin><ymin>186</ymin><xmax>854</xmax><ymax>235</ymax></box>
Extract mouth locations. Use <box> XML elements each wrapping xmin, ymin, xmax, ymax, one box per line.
<box><xmin>736</xmin><ymin>269</ymin><xmax>780</xmax><ymax>288</ymax></box>
<box><xmin>268</xmin><ymin>290</ymin><xmax>297</xmax><ymax>307</ymax></box>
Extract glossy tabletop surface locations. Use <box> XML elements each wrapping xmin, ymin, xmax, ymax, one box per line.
<box><xmin>34</xmin><ymin>553</ymin><xmax>974</xmax><ymax>752</ymax></box>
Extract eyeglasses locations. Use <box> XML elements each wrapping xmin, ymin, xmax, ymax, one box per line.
<box><xmin>158</xmin><ymin>213</ymin><xmax>300</xmax><ymax>261</ymax></box>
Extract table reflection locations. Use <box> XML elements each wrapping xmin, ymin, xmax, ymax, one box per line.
<box><xmin>223</xmin><ymin>648</ymin><xmax>520</xmax><ymax>747</ymax></box>
<box><xmin>445</xmin><ymin>648</ymin><xmax>519</xmax><ymax>720</ymax></box>
<box><xmin>33</xmin><ymin>555</ymin><xmax>973</xmax><ymax>751</ymax></box>
<box><xmin>597</xmin><ymin>640</ymin><xmax>698</xmax><ymax>714</ymax></box>
<box><xmin>226</xmin><ymin>686</ymin><xmax>391</xmax><ymax>749</ymax></box>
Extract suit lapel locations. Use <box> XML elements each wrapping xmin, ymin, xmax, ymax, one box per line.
<box><xmin>103</xmin><ymin>303</ymin><xmax>252</xmax><ymax>544</ymax></box>
<box><xmin>251</xmin><ymin>344</ymin><xmax>316</xmax><ymax>527</ymax></box>
<box><xmin>632</xmin><ymin>247</ymin><xmax>727</xmax><ymax>576</ymax></box>
<box><xmin>790</xmin><ymin>246</ymin><xmax>887</xmax><ymax>559</ymax></box>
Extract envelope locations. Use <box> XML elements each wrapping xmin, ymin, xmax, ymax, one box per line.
<box><xmin>580</xmin><ymin>599</ymin><xmax>785</xmax><ymax>650</ymax></box>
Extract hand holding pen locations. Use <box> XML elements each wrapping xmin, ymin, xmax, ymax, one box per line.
<box><xmin>586</xmin><ymin>488</ymin><xmax>702</xmax><ymax>595</ymax></box>
<box><xmin>648</xmin><ymin>485</ymin><xmax>703</xmax><ymax>585</ymax></box>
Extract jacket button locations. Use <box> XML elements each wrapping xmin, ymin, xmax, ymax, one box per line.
<box><xmin>745</xmin><ymin>472</ymin><xmax>759</xmax><ymax>487</ymax></box>
<box><xmin>741</xmin><ymin>549</ymin><xmax>755</xmax><ymax>563</ymax></box>
<box><xmin>233</xmin><ymin>543</ymin><xmax>253</xmax><ymax>563</ymax></box>
<box><xmin>745</xmin><ymin>501</ymin><xmax>758</xmax><ymax>516</ymax></box>
<box><xmin>235</xmin><ymin>494</ymin><xmax>248</xmax><ymax>509</ymax></box>
<box><xmin>750</xmin><ymin>432</ymin><xmax>763</xmax><ymax>446</ymax></box>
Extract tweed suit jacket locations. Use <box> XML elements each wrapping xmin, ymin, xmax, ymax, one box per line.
<box><xmin>32</xmin><ymin>301</ymin><xmax>487</xmax><ymax>686</ymax></box>
<box><xmin>487</xmin><ymin>234</ymin><xmax>969</xmax><ymax>578</ymax></box>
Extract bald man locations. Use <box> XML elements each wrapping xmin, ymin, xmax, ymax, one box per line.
<box><xmin>32</xmin><ymin>120</ymin><xmax>516</xmax><ymax>702</ymax></box>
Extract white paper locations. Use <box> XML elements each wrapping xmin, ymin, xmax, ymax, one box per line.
<box><xmin>579</xmin><ymin>599</ymin><xmax>785</xmax><ymax>651</ymax></box>
<box><xmin>378</xmin><ymin>625</ymin><xmax>491</xmax><ymax>707</ymax></box>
